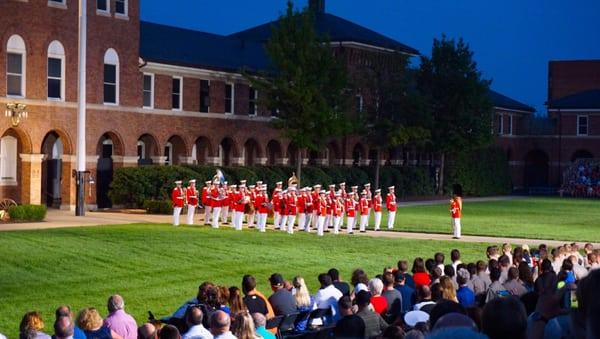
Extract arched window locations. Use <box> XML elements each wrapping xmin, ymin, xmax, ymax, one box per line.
<box><xmin>137</xmin><ymin>140</ymin><xmax>146</xmax><ymax>160</ymax></box>
<box><xmin>6</xmin><ymin>35</ymin><xmax>26</xmax><ymax>97</ymax></box>
<box><xmin>48</xmin><ymin>40</ymin><xmax>65</xmax><ymax>100</ymax></box>
<box><xmin>0</xmin><ymin>136</ymin><xmax>18</xmax><ymax>185</ymax></box>
<box><xmin>103</xmin><ymin>48</ymin><xmax>119</xmax><ymax>104</ymax></box>
<box><xmin>164</xmin><ymin>142</ymin><xmax>173</xmax><ymax>166</ymax></box>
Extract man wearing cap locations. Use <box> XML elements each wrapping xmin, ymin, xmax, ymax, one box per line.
<box><xmin>373</xmin><ymin>189</ymin><xmax>383</xmax><ymax>231</ymax></box>
<box><xmin>355</xmin><ymin>290</ymin><xmax>388</xmax><ymax>338</ymax></box>
<box><xmin>247</xmin><ymin>185</ymin><xmax>257</xmax><ymax>228</ymax></box>
<box><xmin>172</xmin><ymin>180</ymin><xmax>185</xmax><ymax>226</ymax></box>
<box><xmin>332</xmin><ymin>192</ymin><xmax>344</xmax><ymax>235</ymax></box>
<box><xmin>303</xmin><ymin>188</ymin><xmax>313</xmax><ymax>231</ymax></box>
<box><xmin>202</xmin><ymin>181</ymin><xmax>212</xmax><ymax>225</ymax></box>
<box><xmin>450</xmin><ymin>195</ymin><xmax>462</xmax><ymax>239</ymax></box>
<box><xmin>337</xmin><ymin>183</ymin><xmax>347</xmax><ymax>229</ymax></box>
<box><xmin>311</xmin><ymin>185</ymin><xmax>321</xmax><ymax>231</ymax></box>
<box><xmin>272</xmin><ymin>182</ymin><xmax>283</xmax><ymax>229</ymax></box>
<box><xmin>233</xmin><ymin>185</ymin><xmax>246</xmax><ymax>231</ymax></box>
<box><xmin>297</xmin><ymin>188</ymin><xmax>307</xmax><ymax>232</ymax></box>
<box><xmin>220</xmin><ymin>182</ymin><xmax>230</xmax><ymax>225</ymax></box>
<box><xmin>210</xmin><ymin>181</ymin><xmax>222</xmax><ymax>228</ymax></box>
<box><xmin>364</xmin><ymin>183</ymin><xmax>372</xmax><ymax>219</ymax></box>
<box><xmin>279</xmin><ymin>190</ymin><xmax>289</xmax><ymax>232</ymax></box>
<box><xmin>359</xmin><ymin>191</ymin><xmax>369</xmax><ymax>233</ymax></box>
<box><xmin>268</xmin><ymin>273</ymin><xmax>296</xmax><ymax>316</ymax></box>
<box><xmin>286</xmin><ymin>186</ymin><xmax>298</xmax><ymax>234</ymax></box>
<box><xmin>345</xmin><ymin>192</ymin><xmax>356</xmax><ymax>234</ymax></box>
<box><xmin>185</xmin><ymin>179</ymin><xmax>199</xmax><ymax>225</ymax></box>
<box><xmin>316</xmin><ymin>191</ymin><xmax>327</xmax><ymax>236</ymax></box>
<box><xmin>255</xmin><ymin>186</ymin><xmax>269</xmax><ymax>232</ymax></box>
<box><xmin>386</xmin><ymin>186</ymin><xmax>397</xmax><ymax>229</ymax></box>
<box><xmin>326</xmin><ymin>184</ymin><xmax>336</xmax><ymax>229</ymax></box>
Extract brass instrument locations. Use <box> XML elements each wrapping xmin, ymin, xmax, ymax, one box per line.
<box><xmin>288</xmin><ymin>172</ymin><xmax>299</xmax><ymax>186</ymax></box>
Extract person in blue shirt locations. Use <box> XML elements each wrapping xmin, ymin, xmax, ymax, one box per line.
<box><xmin>456</xmin><ymin>268</ymin><xmax>475</xmax><ymax>308</ymax></box>
<box><xmin>397</xmin><ymin>260</ymin><xmax>415</xmax><ymax>289</ymax></box>
<box><xmin>393</xmin><ymin>271</ymin><xmax>415</xmax><ymax>313</ymax></box>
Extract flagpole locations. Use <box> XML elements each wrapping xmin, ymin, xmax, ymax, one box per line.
<box><xmin>76</xmin><ymin>0</ymin><xmax>87</xmax><ymax>216</ymax></box>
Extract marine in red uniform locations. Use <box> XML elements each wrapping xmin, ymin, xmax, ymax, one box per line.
<box><xmin>373</xmin><ymin>189</ymin><xmax>383</xmax><ymax>231</ymax></box>
<box><xmin>386</xmin><ymin>186</ymin><xmax>397</xmax><ymax>229</ymax></box>
<box><xmin>185</xmin><ymin>179</ymin><xmax>199</xmax><ymax>225</ymax></box>
<box><xmin>345</xmin><ymin>192</ymin><xmax>356</xmax><ymax>234</ymax></box>
<box><xmin>256</xmin><ymin>185</ymin><xmax>269</xmax><ymax>232</ymax></box>
<box><xmin>202</xmin><ymin>180</ymin><xmax>212</xmax><ymax>225</ymax></box>
<box><xmin>286</xmin><ymin>187</ymin><xmax>298</xmax><ymax>234</ymax></box>
<box><xmin>172</xmin><ymin>180</ymin><xmax>185</xmax><ymax>226</ymax></box>
<box><xmin>210</xmin><ymin>181</ymin><xmax>223</xmax><ymax>228</ymax></box>
<box><xmin>359</xmin><ymin>191</ymin><xmax>369</xmax><ymax>232</ymax></box>
<box><xmin>272</xmin><ymin>188</ymin><xmax>282</xmax><ymax>229</ymax></box>
<box><xmin>450</xmin><ymin>195</ymin><xmax>462</xmax><ymax>239</ymax></box>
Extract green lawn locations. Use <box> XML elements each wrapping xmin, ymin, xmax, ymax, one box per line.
<box><xmin>383</xmin><ymin>197</ymin><xmax>600</xmax><ymax>242</ymax></box>
<box><xmin>0</xmin><ymin>224</ymin><xmax>488</xmax><ymax>337</ymax></box>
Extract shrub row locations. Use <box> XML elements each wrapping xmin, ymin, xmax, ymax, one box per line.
<box><xmin>143</xmin><ymin>200</ymin><xmax>173</xmax><ymax>214</ymax></box>
<box><xmin>7</xmin><ymin>204</ymin><xmax>47</xmax><ymax>222</ymax></box>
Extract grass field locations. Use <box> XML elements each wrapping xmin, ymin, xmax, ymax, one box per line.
<box><xmin>0</xmin><ymin>224</ymin><xmax>490</xmax><ymax>337</ymax></box>
<box><xmin>385</xmin><ymin>197</ymin><xmax>600</xmax><ymax>242</ymax></box>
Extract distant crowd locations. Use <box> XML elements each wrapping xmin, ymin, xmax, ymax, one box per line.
<box><xmin>562</xmin><ymin>159</ymin><xmax>600</xmax><ymax>198</ymax></box>
<box><xmin>13</xmin><ymin>241</ymin><xmax>600</xmax><ymax>339</ymax></box>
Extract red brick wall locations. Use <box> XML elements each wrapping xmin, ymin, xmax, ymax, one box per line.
<box><xmin>549</xmin><ymin>60</ymin><xmax>600</xmax><ymax>101</ymax></box>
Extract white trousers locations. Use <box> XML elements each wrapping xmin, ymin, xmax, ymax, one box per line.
<box><xmin>359</xmin><ymin>215</ymin><xmax>368</xmax><ymax>232</ymax></box>
<box><xmin>333</xmin><ymin>216</ymin><xmax>341</xmax><ymax>234</ymax></box>
<box><xmin>186</xmin><ymin>205</ymin><xmax>196</xmax><ymax>225</ymax></box>
<box><xmin>274</xmin><ymin>212</ymin><xmax>281</xmax><ymax>229</ymax></box>
<box><xmin>317</xmin><ymin>216</ymin><xmax>326</xmax><ymax>236</ymax></box>
<box><xmin>326</xmin><ymin>214</ymin><xmax>333</xmax><ymax>227</ymax></box>
<box><xmin>211</xmin><ymin>207</ymin><xmax>221</xmax><ymax>228</ymax></box>
<box><xmin>221</xmin><ymin>206</ymin><xmax>229</xmax><ymax>224</ymax></box>
<box><xmin>347</xmin><ymin>216</ymin><xmax>355</xmax><ymax>234</ymax></box>
<box><xmin>258</xmin><ymin>213</ymin><xmax>267</xmax><ymax>232</ymax></box>
<box><xmin>248</xmin><ymin>213</ymin><xmax>255</xmax><ymax>228</ymax></box>
<box><xmin>452</xmin><ymin>218</ymin><xmax>461</xmax><ymax>238</ymax></box>
<box><xmin>173</xmin><ymin>207</ymin><xmax>182</xmax><ymax>226</ymax></box>
<box><xmin>298</xmin><ymin>213</ymin><xmax>306</xmax><ymax>231</ymax></box>
<box><xmin>233</xmin><ymin>211</ymin><xmax>244</xmax><ymax>230</ymax></box>
<box><xmin>280</xmin><ymin>215</ymin><xmax>288</xmax><ymax>231</ymax></box>
<box><xmin>374</xmin><ymin>211</ymin><xmax>382</xmax><ymax>230</ymax></box>
<box><xmin>311</xmin><ymin>212</ymin><xmax>318</xmax><ymax>229</ymax></box>
<box><xmin>287</xmin><ymin>215</ymin><xmax>296</xmax><ymax>234</ymax></box>
<box><xmin>204</xmin><ymin>206</ymin><xmax>212</xmax><ymax>224</ymax></box>
<box><xmin>388</xmin><ymin>211</ymin><xmax>396</xmax><ymax>229</ymax></box>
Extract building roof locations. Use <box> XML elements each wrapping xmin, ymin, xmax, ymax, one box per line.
<box><xmin>489</xmin><ymin>89</ymin><xmax>536</xmax><ymax>113</ymax></box>
<box><xmin>140</xmin><ymin>21</ymin><xmax>269</xmax><ymax>73</ymax></box>
<box><xmin>229</xmin><ymin>12</ymin><xmax>419</xmax><ymax>55</ymax></box>
<box><xmin>547</xmin><ymin>89</ymin><xmax>600</xmax><ymax>109</ymax></box>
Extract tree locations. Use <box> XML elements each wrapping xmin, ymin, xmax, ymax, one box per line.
<box><xmin>244</xmin><ymin>1</ymin><xmax>350</xmax><ymax>184</ymax></box>
<box><xmin>417</xmin><ymin>36</ymin><xmax>494</xmax><ymax>195</ymax></box>
<box><xmin>352</xmin><ymin>54</ymin><xmax>430</xmax><ymax>189</ymax></box>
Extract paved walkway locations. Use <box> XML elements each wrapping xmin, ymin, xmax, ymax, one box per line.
<box><xmin>1</xmin><ymin>198</ymin><xmax>596</xmax><ymax>247</ymax></box>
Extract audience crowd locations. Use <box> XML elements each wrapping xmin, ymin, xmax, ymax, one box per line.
<box><xmin>12</xmin><ymin>241</ymin><xmax>600</xmax><ymax>339</ymax></box>
<box><xmin>562</xmin><ymin>159</ymin><xmax>600</xmax><ymax>198</ymax></box>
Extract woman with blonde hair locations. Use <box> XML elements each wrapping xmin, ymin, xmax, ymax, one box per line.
<box><xmin>76</xmin><ymin>307</ymin><xmax>123</xmax><ymax>339</ymax></box>
<box><xmin>229</xmin><ymin>286</ymin><xmax>248</xmax><ymax>315</ymax></box>
<box><xmin>292</xmin><ymin>276</ymin><xmax>313</xmax><ymax>331</ymax></box>
<box><xmin>19</xmin><ymin>311</ymin><xmax>50</xmax><ymax>339</ymax></box>
<box><xmin>231</xmin><ymin>311</ymin><xmax>261</xmax><ymax>339</ymax></box>
<box><xmin>440</xmin><ymin>276</ymin><xmax>458</xmax><ymax>303</ymax></box>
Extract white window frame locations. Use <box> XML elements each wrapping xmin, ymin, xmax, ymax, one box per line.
<box><xmin>142</xmin><ymin>73</ymin><xmax>154</xmax><ymax>109</ymax></box>
<box><xmin>0</xmin><ymin>135</ymin><xmax>18</xmax><ymax>186</ymax></box>
<box><xmin>355</xmin><ymin>94</ymin><xmax>364</xmax><ymax>113</ymax></box>
<box><xmin>96</xmin><ymin>0</ymin><xmax>110</xmax><ymax>15</ymax></box>
<box><xmin>48</xmin><ymin>0</ymin><xmax>67</xmax><ymax>9</ymax></box>
<box><xmin>200</xmin><ymin>79</ymin><xmax>210</xmax><ymax>113</ymax></box>
<box><xmin>137</xmin><ymin>140</ymin><xmax>146</xmax><ymax>160</ymax></box>
<box><xmin>47</xmin><ymin>40</ymin><xmax>66</xmax><ymax>101</ymax></box>
<box><xmin>507</xmin><ymin>114</ymin><xmax>513</xmax><ymax>135</ymax></box>
<box><xmin>577</xmin><ymin>115</ymin><xmax>589</xmax><ymax>136</ymax></box>
<box><xmin>249</xmin><ymin>87</ymin><xmax>258</xmax><ymax>116</ymax></box>
<box><xmin>164</xmin><ymin>142</ymin><xmax>173</xmax><ymax>166</ymax></box>
<box><xmin>225</xmin><ymin>83</ymin><xmax>234</xmax><ymax>114</ymax></box>
<box><xmin>115</xmin><ymin>0</ymin><xmax>128</xmax><ymax>18</ymax></box>
<box><xmin>172</xmin><ymin>76</ymin><xmax>183</xmax><ymax>111</ymax></box>
<box><xmin>497</xmin><ymin>113</ymin><xmax>504</xmax><ymax>135</ymax></box>
<box><xmin>6</xmin><ymin>35</ymin><xmax>26</xmax><ymax>98</ymax></box>
<box><xmin>103</xmin><ymin>48</ymin><xmax>119</xmax><ymax>105</ymax></box>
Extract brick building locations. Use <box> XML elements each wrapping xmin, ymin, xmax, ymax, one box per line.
<box><xmin>0</xmin><ymin>0</ymin><xmax>597</xmax><ymax>209</ymax></box>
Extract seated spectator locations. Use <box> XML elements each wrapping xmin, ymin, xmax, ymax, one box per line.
<box><xmin>328</xmin><ymin>268</ymin><xmax>350</xmax><ymax>296</ymax></box>
<box><xmin>394</xmin><ymin>271</ymin><xmax>415</xmax><ymax>313</ymax></box>
<box><xmin>159</xmin><ymin>325</ymin><xmax>180</xmax><ymax>339</ymax></box>
<box><xmin>231</xmin><ymin>311</ymin><xmax>259</xmax><ymax>339</ymax></box>
<box><xmin>430</xmin><ymin>283</ymin><xmax>442</xmax><ymax>303</ymax></box>
<box><xmin>502</xmin><ymin>243</ymin><xmax>513</xmax><ymax>264</ymax></box>
<box><xmin>250</xmin><ymin>313</ymin><xmax>274</xmax><ymax>339</ymax></box>
<box><xmin>173</xmin><ymin>282</ymin><xmax>215</xmax><ymax>319</ymax></box>
<box><xmin>428</xmin><ymin>300</ymin><xmax>466</xmax><ymax>329</ymax></box>
<box><xmin>432</xmin><ymin>312</ymin><xmax>478</xmax><ymax>332</ymax></box>
<box><xmin>105</xmin><ymin>295</ymin><xmax>138</xmax><ymax>339</ymax></box>
<box><xmin>292</xmin><ymin>276</ymin><xmax>312</xmax><ymax>330</ymax></box>
<box><xmin>267</xmin><ymin>273</ymin><xmax>296</xmax><ymax>316</ymax></box>
<box><xmin>334</xmin><ymin>296</ymin><xmax>365</xmax><ymax>338</ymax></box>
<box><xmin>76</xmin><ymin>307</ymin><xmax>123</xmax><ymax>339</ymax></box>
<box><xmin>467</xmin><ymin>263</ymin><xmax>485</xmax><ymax>295</ymax></box>
<box><xmin>182</xmin><ymin>306</ymin><xmax>212</xmax><ymax>339</ymax></box>
<box><xmin>485</xmin><ymin>268</ymin><xmax>508</xmax><ymax>302</ymax></box>
<box><xmin>20</xmin><ymin>311</ymin><xmax>51</xmax><ymax>339</ymax></box>
<box><xmin>443</xmin><ymin>265</ymin><xmax>458</xmax><ymax>290</ymax></box>
<box><xmin>351</xmin><ymin>268</ymin><xmax>369</xmax><ymax>294</ymax></box>
<box><xmin>355</xmin><ymin>291</ymin><xmax>388</xmax><ymax>338</ymax></box>
<box><xmin>413</xmin><ymin>285</ymin><xmax>435</xmax><ymax>311</ymax></box>
<box><xmin>411</xmin><ymin>258</ymin><xmax>431</xmax><ymax>288</ymax></box>
<box><xmin>381</xmin><ymin>272</ymin><xmax>402</xmax><ymax>321</ymax></box>
<box><xmin>503</xmin><ymin>267</ymin><xmax>528</xmax><ymax>297</ymax></box>
<box><xmin>456</xmin><ymin>268</ymin><xmax>475</xmax><ymax>307</ymax></box>
<box><xmin>482</xmin><ymin>296</ymin><xmax>527</xmax><ymax>339</ymax></box>
<box><xmin>368</xmin><ymin>278</ymin><xmax>388</xmax><ymax>315</ymax></box>
<box><xmin>217</xmin><ymin>287</ymin><xmax>231</xmax><ymax>315</ymax></box>
<box><xmin>498</xmin><ymin>255</ymin><xmax>511</xmax><ymax>283</ymax></box>
<box><xmin>138</xmin><ymin>323</ymin><xmax>158</xmax><ymax>339</ymax></box>
<box><xmin>430</xmin><ymin>267</ymin><xmax>442</xmax><ymax>285</ymax></box>
<box><xmin>397</xmin><ymin>260</ymin><xmax>415</xmax><ymax>289</ymax></box>
<box><xmin>228</xmin><ymin>287</ymin><xmax>247</xmax><ymax>316</ymax></box>
<box><xmin>55</xmin><ymin>305</ymin><xmax>85</xmax><ymax>339</ymax></box>
<box><xmin>560</xmin><ymin>259</ymin><xmax>576</xmax><ymax>284</ymax></box>
<box><xmin>241</xmin><ymin>275</ymin><xmax>273</xmax><ymax>319</ymax></box>
<box><xmin>434</xmin><ymin>252</ymin><xmax>445</xmax><ymax>275</ymax></box>
<box><xmin>53</xmin><ymin>316</ymin><xmax>74</xmax><ymax>339</ymax></box>
<box><xmin>312</xmin><ymin>273</ymin><xmax>343</xmax><ymax>324</ymax></box>
<box><xmin>439</xmin><ymin>276</ymin><xmax>458</xmax><ymax>303</ymax></box>
<box><xmin>534</xmin><ymin>259</ymin><xmax>557</xmax><ymax>296</ymax></box>
<box><xmin>209</xmin><ymin>311</ymin><xmax>235</xmax><ymax>339</ymax></box>
<box><xmin>517</xmin><ymin>262</ymin><xmax>535</xmax><ymax>292</ymax></box>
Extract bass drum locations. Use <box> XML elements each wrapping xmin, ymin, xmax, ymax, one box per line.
<box><xmin>244</xmin><ymin>202</ymin><xmax>255</xmax><ymax>214</ymax></box>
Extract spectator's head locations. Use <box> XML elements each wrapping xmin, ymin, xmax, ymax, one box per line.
<box><xmin>507</xmin><ymin>267</ymin><xmax>519</xmax><ymax>281</ymax></box>
<box><xmin>487</xmin><ymin>246</ymin><xmax>499</xmax><ymax>259</ymax></box>
<box><xmin>205</xmin><ymin>286</ymin><xmax>220</xmax><ymax>308</ymax></box>
<box><xmin>488</xmin><ymin>259</ymin><xmax>499</xmax><ymax>271</ymax></box>
<box><xmin>417</xmin><ymin>285</ymin><xmax>432</xmax><ymax>301</ymax></box>
<box><xmin>217</xmin><ymin>285</ymin><xmax>230</xmax><ymax>306</ymax></box>
<box><xmin>394</xmin><ymin>271</ymin><xmax>406</xmax><ymax>285</ymax></box>
<box><xmin>184</xmin><ymin>306</ymin><xmax>203</xmax><ymax>327</ymax></box>
<box><xmin>429</xmin><ymin>300</ymin><xmax>466</xmax><ymax>328</ymax></box>
<box><xmin>293</xmin><ymin>276</ymin><xmax>311</xmax><ymax>307</ymax></box>
<box><xmin>228</xmin><ymin>286</ymin><xmax>246</xmax><ymax>314</ymax></box>
<box><xmin>456</xmin><ymin>268</ymin><xmax>470</xmax><ymax>286</ymax></box>
<box><xmin>107</xmin><ymin>294</ymin><xmax>125</xmax><ymax>313</ymax></box>
<box><xmin>20</xmin><ymin>311</ymin><xmax>45</xmax><ymax>337</ymax></box>
<box><xmin>518</xmin><ymin>262</ymin><xmax>534</xmax><ymax>285</ymax></box>
<box><xmin>405</xmin><ymin>329</ymin><xmax>425</xmax><ymax>339</ymax></box>
<box><xmin>466</xmin><ymin>263</ymin><xmax>477</xmax><ymax>277</ymax></box>
<box><xmin>231</xmin><ymin>311</ymin><xmax>258</xmax><ymax>339</ymax></box>
<box><xmin>412</xmin><ymin>258</ymin><xmax>426</xmax><ymax>273</ymax></box>
<box><xmin>476</xmin><ymin>260</ymin><xmax>487</xmax><ymax>273</ymax></box>
<box><xmin>584</xmin><ymin>243</ymin><xmax>594</xmax><ymax>253</ymax></box>
<box><xmin>382</xmin><ymin>272</ymin><xmax>395</xmax><ymax>288</ymax></box>
<box><xmin>53</xmin><ymin>315</ymin><xmax>74</xmax><ymax>339</ymax></box>
<box><xmin>440</xmin><ymin>276</ymin><xmax>457</xmax><ymax>301</ymax></box>
<box><xmin>317</xmin><ymin>273</ymin><xmax>332</xmax><ymax>288</ymax></box>
<box><xmin>430</xmin><ymin>283</ymin><xmax>443</xmax><ymax>302</ymax></box>
<box><xmin>451</xmin><ymin>249</ymin><xmax>461</xmax><ymax>262</ymax></box>
<box><xmin>368</xmin><ymin>278</ymin><xmax>384</xmax><ymax>296</ymax></box>
<box><xmin>561</xmin><ymin>258</ymin><xmax>574</xmax><ymax>272</ymax></box>
<box><xmin>351</xmin><ymin>269</ymin><xmax>369</xmax><ymax>286</ymax></box>
<box><xmin>269</xmin><ymin>273</ymin><xmax>285</xmax><ymax>291</ymax></box>
<box><xmin>540</xmin><ymin>258</ymin><xmax>553</xmax><ymax>273</ymax></box>
<box><xmin>327</xmin><ymin>268</ymin><xmax>340</xmax><ymax>281</ymax></box>
<box><xmin>241</xmin><ymin>275</ymin><xmax>257</xmax><ymax>294</ymax></box>
<box><xmin>197</xmin><ymin>281</ymin><xmax>215</xmax><ymax>303</ymax></box>
<box><xmin>444</xmin><ymin>265</ymin><xmax>455</xmax><ymax>278</ymax></box>
<box><xmin>397</xmin><ymin>260</ymin><xmax>409</xmax><ymax>273</ymax></box>
<box><xmin>433</xmin><ymin>313</ymin><xmax>478</xmax><ymax>332</ymax></box>
<box><xmin>381</xmin><ymin>325</ymin><xmax>405</xmax><ymax>339</ymax></box>
<box><xmin>383</xmin><ymin>266</ymin><xmax>394</xmax><ymax>275</ymax></box>
<box><xmin>76</xmin><ymin>308</ymin><xmax>103</xmax><ymax>331</ymax></box>
<box><xmin>138</xmin><ymin>323</ymin><xmax>158</xmax><ymax>339</ymax></box>
<box><xmin>251</xmin><ymin>312</ymin><xmax>267</xmax><ymax>329</ymax></box>
<box><xmin>489</xmin><ymin>268</ymin><xmax>501</xmax><ymax>283</ymax></box>
<box><xmin>499</xmin><ymin>255</ymin><xmax>510</xmax><ymax>268</ymax></box>
<box><xmin>502</xmin><ymin>243</ymin><xmax>512</xmax><ymax>254</ymax></box>
<box><xmin>425</xmin><ymin>258</ymin><xmax>436</xmax><ymax>273</ymax></box>
<box><xmin>482</xmin><ymin>296</ymin><xmax>527</xmax><ymax>339</ymax></box>
<box><xmin>159</xmin><ymin>324</ymin><xmax>180</xmax><ymax>339</ymax></box>
<box><xmin>355</xmin><ymin>290</ymin><xmax>372</xmax><ymax>309</ymax></box>
<box><xmin>210</xmin><ymin>310</ymin><xmax>231</xmax><ymax>336</ymax></box>
<box><xmin>431</xmin><ymin>267</ymin><xmax>442</xmax><ymax>282</ymax></box>
<box><xmin>338</xmin><ymin>296</ymin><xmax>354</xmax><ymax>316</ymax></box>
<box><xmin>55</xmin><ymin>305</ymin><xmax>72</xmax><ymax>319</ymax></box>
<box><xmin>434</xmin><ymin>252</ymin><xmax>445</xmax><ymax>265</ymax></box>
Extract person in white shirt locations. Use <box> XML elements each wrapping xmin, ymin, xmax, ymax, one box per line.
<box><xmin>209</xmin><ymin>311</ymin><xmax>236</xmax><ymax>339</ymax></box>
<box><xmin>183</xmin><ymin>306</ymin><xmax>213</xmax><ymax>339</ymax></box>
<box><xmin>312</xmin><ymin>273</ymin><xmax>343</xmax><ymax>324</ymax></box>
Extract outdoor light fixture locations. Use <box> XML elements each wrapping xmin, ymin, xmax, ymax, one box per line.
<box><xmin>5</xmin><ymin>102</ymin><xmax>28</xmax><ymax>127</ymax></box>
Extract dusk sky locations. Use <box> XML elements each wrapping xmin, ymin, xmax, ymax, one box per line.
<box><xmin>141</xmin><ymin>0</ymin><xmax>600</xmax><ymax>114</ymax></box>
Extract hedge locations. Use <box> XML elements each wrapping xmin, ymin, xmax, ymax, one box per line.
<box><xmin>7</xmin><ymin>204</ymin><xmax>47</xmax><ymax>222</ymax></box>
<box><xmin>143</xmin><ymin>200</ymin><xmax>173</xmax><ymax>215</ymax></box>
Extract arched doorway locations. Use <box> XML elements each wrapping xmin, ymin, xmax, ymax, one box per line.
<box><xmin>41</xmin><ymin>132</ymin><xmax>64</xmax><ymax>208</ymax></box>
<box><xmin>352</xmin><ymin>143</ymin><xmax>365</xmax><ymax>166</ymax></box>
<box><xmin>287</xmin><ymin>143</ymin><xmax>298</xmax><ymax>167</ymax></box>
<box><xmin>1</xmin><ymin>128</ymin><xmax>32</xmax><ymax>203</ymax></box>
<box><xmin>219</xmin><ymin>138</ymin><xmax>236</xmax><ymax>166</ymax></box>
<box><xmin>307</xmin><ymin>150</ymin><xmax>319</xmax><ymax>166</ymax></box>
<box><xmin>571</xmin><ymin>149</ymin><xmax>593</xmax><ymax>162</ymax></box>
<box><xmin>95</xmin><ymin>132</ymin><xmax>124</xmax><ymax>209</ymax></box>
<box><xmin>244</xmin><ymin>139</ymin><xmax>260</xmax><ymax>166</ymax></box>
<box><xmin>192</xmin><ymin>136</ymin><xmax>212</xmax><ymax>165</ymax></box>
<box><xmin>326</xmin><ymin>142</ymin><xmax>340</xmax><ymax>166</ymax></box>
<box><xmin>524</xmin><ymin>150</ymin><xmax>549</xmax><ymax>188</ymax></box>
<box><xmin>165</xmin><ymin>135</ymin><xmax>186</xmax><ymax>165</ymax></box>
<box><xmin>137</xmin><ymin>134</ymin><xmax>158</xmax><ymax>166</ymax></box>
<box><xmin>266</xmin><ymin>140</ymin><xmax>282</xmax><ymax>165</ymax></box>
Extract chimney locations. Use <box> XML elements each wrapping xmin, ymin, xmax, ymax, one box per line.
<box><xmin>309</xmin><ymin>0</ymin><xmax>325</xmax><ymax>13</ymax></box>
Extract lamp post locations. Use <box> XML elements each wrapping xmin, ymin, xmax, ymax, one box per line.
<box><xmin>4</xmin><ymin>102</ymin><xmax>28</xmax><ymax>127</ymax></box>
<box><xmin>75</xmin><ymin>0</ymin><xmax>87</xmax><ymax>216</ymax></box>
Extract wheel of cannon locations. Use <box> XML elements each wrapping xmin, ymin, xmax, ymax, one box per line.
<box><xmin>0</xmin><ymin>198</ymin><xmax>17</xmax><ymax>211</ymax></box>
